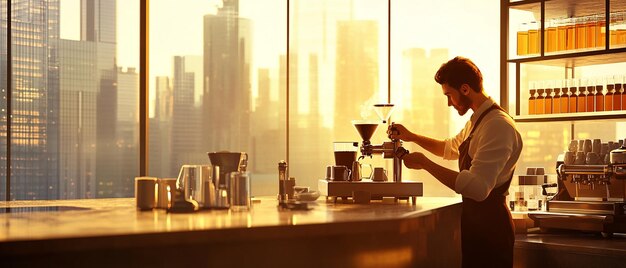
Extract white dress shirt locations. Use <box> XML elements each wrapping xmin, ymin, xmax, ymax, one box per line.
<box><xmin>443</xmin><ymin>97</ymin><xmax>523</xmax><ymax>202</ymax></box>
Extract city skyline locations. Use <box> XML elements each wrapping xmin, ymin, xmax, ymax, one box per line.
<box><xmin>4</xmin><ymin>0</ymin><xmax>624</xmax><ymax>200</ymax></box>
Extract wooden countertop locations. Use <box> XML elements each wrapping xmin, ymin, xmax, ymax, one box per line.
<box><xmin>0</xmin><ymin>197</ymin><xmax>461</xmax><ymax>243</ymax></box>
<box><xmin>0</xmin><ymin>196</ymin><xmax>464</xmax><ymax>267</ymax></box>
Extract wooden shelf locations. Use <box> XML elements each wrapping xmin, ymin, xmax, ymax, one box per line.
<box><xmin>508</xmin><ymin>0</ymin><xmax>626</xmax><ymax>20</ymax></box>
<box><xmin>505</xmin><ymin>0</ymin><xmax>626</xmax><ymax>124</ymax></box>
<box><xmin>508</xmin><ymin>48</ymin><xmax>626</xmax><ymax>67</ymax></box>
<box><xmin>515</xmin><ymin>110</ymin><xmax>626</xmax><ymax>122</ymax></box>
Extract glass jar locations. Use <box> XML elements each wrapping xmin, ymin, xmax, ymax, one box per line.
<box><xmin>546</xmin><ymin>18</ymin><xmax>558</xmax><ymax>53</ymax></box>
<box><xmin>517</xmin><ymin>22</ymin><xmax>529</xmax><ymax>55</ymax></box>
<box><xmin>576</xmin><ymin>16</ymin><xmax>587</xmax><ymax>49</ymax></box>
<box><xmin>528</xmin><ymin>21</ymin><xmax>540</xmax><ymax>54</ymax></box>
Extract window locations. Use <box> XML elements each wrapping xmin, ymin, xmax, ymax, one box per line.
<box><xmin>0</xmin><ymin>0</ymin><xmax>514</xmax><ymax>200</ymax></box>
<box><xmin>148</xmin><ymin>0</ymin><xmax>286</xmax><ymax>196</ymax></box>
<box><xmin>1</xmin><ymin>0</ymin><xmax>139</xmax><ymax>200</ymax></box>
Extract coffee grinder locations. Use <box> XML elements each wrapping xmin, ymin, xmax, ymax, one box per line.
<box><xmin>354</xmin><ymin>104</ymin><xmax>408</xmax><ymax>182</ymax></box>
<box><xmin>318</xmin><ymin>104</ymin><xmax>423</xmax><ymax>204</ymax></box>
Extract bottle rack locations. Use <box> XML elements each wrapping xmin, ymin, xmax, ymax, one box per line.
<box><xmin>502</xmin><ymin>0</ymin><xmax>626</xmax><ymax>122</ymax></box>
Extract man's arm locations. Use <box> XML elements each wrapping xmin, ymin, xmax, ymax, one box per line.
<box><xmin>414</xmin><ymin>134</ymin><xmax>446</xmax><ymax>158</ymax></box>
<box><xmin>403</xmin><ymin>152</ymin><xmax>458</xmax><ymax>191</ymax></box>
<box><xmin>388</xmin><ymin>124</ymin><xmax>446</xmax><ymax>157</ymax></box>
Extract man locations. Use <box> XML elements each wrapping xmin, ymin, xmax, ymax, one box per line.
<box><xmin>388</xmin><ymin>56</ymin><xmax>523</xmax><ymax>267</ymax></box>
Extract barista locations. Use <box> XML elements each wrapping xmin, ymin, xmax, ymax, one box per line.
<box><xmin>388</xmin><ymin>56</ymin><xmax>523</xmax><ymax>268</ymax></box>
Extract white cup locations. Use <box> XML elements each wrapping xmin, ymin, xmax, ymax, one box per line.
<box><xmin>135</xmin><ymin>177</ymin><xmax>158</xmax><ymax>210</ymax></box>
<box><xmin>372</xmin><ymin>167</ymin><xmax>388</xmax><ymax>181</ymax></box>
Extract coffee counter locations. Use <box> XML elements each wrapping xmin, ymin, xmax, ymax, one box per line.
<box><xmin>0</xmin><ymin>197</ymin><xmax>462</xmax><ymax>267</ymax></box>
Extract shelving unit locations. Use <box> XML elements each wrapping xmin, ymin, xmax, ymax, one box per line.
<box><xmin>501</xmin><ymin>0</ymin><xmax>626</xmax><ymax>122</ymax></box>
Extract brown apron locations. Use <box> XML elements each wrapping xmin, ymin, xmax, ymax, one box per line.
<box><xmin>458</xmin><ymin>104</ymin><xmax>515</xmax><ymax>268</ymax></box>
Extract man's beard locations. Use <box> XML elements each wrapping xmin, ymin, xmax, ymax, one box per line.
<box><xmin>455</xmin><ymin>94</ymin><xmax>471</xmax><ymax>116</ymax></box>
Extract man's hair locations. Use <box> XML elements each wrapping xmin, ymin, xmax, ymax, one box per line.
<box><xmin>434</xmin><ymin>56</ymin><xmax>483</xmax><ymax>93</ymax></box>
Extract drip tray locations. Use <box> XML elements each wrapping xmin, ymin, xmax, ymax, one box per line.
<box><xmin>0</xmin><ymin>206</ymin><xmax>90</xmax><ymax>214</ymax></box>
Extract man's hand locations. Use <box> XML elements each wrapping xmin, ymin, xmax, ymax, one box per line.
<box><xmin>402</xmin><ymin>152</ymin><xmax>426</xmax><ymax>170</ymax></box>
<box><xmin>387</xmin><ymin>123</ymin><xmax>414</xmax><ymax>141</ymax></box>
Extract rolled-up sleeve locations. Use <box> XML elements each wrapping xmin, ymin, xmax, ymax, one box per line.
<box><xmin>443</xmin><ymin>121</ymin><xmax>470</xmax><ymax>160</ymax></box>
<box><xmin>454</xmin><ymin>119</ymin><xmax>516</xmax><ymax>201</ymax></box>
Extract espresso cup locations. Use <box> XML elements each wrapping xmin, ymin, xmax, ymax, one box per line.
<box><xmin>578</xmin><ymin>140</ymin><xmax>585</xmax><ymax>152</ymax></box>
<box><xmin>592</xmin><ymin>139</ymin><xmax>602</xmax><ymax>154</ymax></box>
<box><xmin>583</xmin><ymin>139</ymin><xmax>592</xmax><ymax>153</ymax></box>
<box><xmin>568</xmin><ymin>140</ymin><xmax>578</xmax><ymax>152</ymax></box>
<box><xmin>330</xmin><ymin>165</ymin><xmax>350</xmax><ymax>181</ymax></box>
<box><xmin>600</xmin><ymin>143</ymin><xmax>609</xmax><ymax>155</ymax></box>
<box><xmin>372</xmin><ymin>167</ymin><xmax>388</xmax><ymax>181</ymax></box>
<box><xmin>575</xmin><ymin>151</ymin><xmax>586</xmax><ymax>165</ymax></box>
<box><xmin>586</xmin><ymin>152</ymin><xmax>600</xmax><ymax>165</ymax></box>
<box><xmin>564</xmin><ymin>151</ymin><xmax>576</xmax><ymax>165</ymax></box>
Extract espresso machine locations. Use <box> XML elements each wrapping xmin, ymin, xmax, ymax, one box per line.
<box><xmin>318</xmin><ymin>104</ymin><xmax>423</xmax><ymax>204</ymax></box>
<box><xmin>529</xmin><ymin>148</ymin><xmax>626</xmax><ymax>236</ymax></box>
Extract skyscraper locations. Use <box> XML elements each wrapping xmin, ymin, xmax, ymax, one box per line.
<box><xmin>58</xmin><ymin>39</ymin><xmax>98</xmax><ymax>199</ymax></box>
<box><xmin>96</xmin><ymin>67</ymin><xmax>138</xmax><ymax>198</ymax></box>
<box><xmin>289</xmin><ymin>53</ymin><xmax>333</xmax><ymax>188</ymax></box>
<box><xmin>81</xmin><ymin>0</ymin><xmax>116</xmax><ymax>44</ymax></box>
<box><xmin>171</xmin><ymin>56</ymin><xmax>204</xmax><ymax>176</ymax></box>
<box><xmin>0</xmin><ymin>0</ymin><xmax>61</xmax><ymax>200</ymax></box>
<box><xmin>80</xmin><ymin>0</ymin><xmax>131</xmax><ymax>197</ymax></box>
<box><xmin>203</xmin><ymin>0</ymin><xmax>252</xmax><ymax>153</ymax></box>
<box><xmin>150</xmin><ymin>76</ymin><xmax>173</xmax><ymax>177</ymax></box>
<box><xmin>334</xmin><ymin>20</ymin><xmax>379</xmax><ymax>141</ymax></box>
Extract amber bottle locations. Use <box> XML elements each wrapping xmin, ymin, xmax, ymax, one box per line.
<box><xmin>605</xmin><ymin>84</ymin><xmax>615</xmax><ymax>111</ymax></box>
<box><xmin>560</xmin><ymin>86</ymin><xmax>570</xmax><ymax>113</ymax></box>
<box><xmin>536</xmin><ymin>88</ymin><xmax>545</xmax><ymax>115</ymax></box>
<box><xmin>577</xmin><ymin>86</ymin><xmax>587</xmax><ymax>112</ymax></box>
<box><xmin>615</xmin><ymin>84</ymin><xmax>623</xmax><ymax>110</ymax></box>
<box><xmin>586</xmin><ymin>85</ymin><xmax>595</xmax><ymax>112</ymax></box>
<box><xmin>595</xmin><ymin>85</ymin><xmax>604</xmax><ymax>112</ymax></box>
<box><xmin>553</xmin><ymin>88</ymin><xmax>561</xmax><ymax>113</ymax></box>
<box><xmin>529</xmin><ymin>89</ymin><xmax>536</xmax><ymax>115</ymax></box>
<box><xmin>544</xmin><ymin>88</ymin><xmax>553</xmax><ymax>114</ymax></box>
<box><xmin>621</xmin><ymin>84</ymin><xmax>626</xmax><ymax>111</ymax></box>
<box><xmin>569</xmin><ymin>86</ymin><xmax>578</xmax><ymax>113</ymax></box>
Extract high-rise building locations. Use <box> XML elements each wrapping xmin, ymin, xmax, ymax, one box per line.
<box><xmin>251</xmin><ymin>68</ymin><xmax>283</xmax><ymax>174</ymax></box>
<box><xmin>0</xmin><ymin>0</ymin><xmax>61</xmax><ymax>200</ymax></box>
<box><xmin>80</xmin><ymin>0</ymin><xmax>128</xmax><ymax>197</ymax></box>
<box><xmin>96</xmin><ymin>67</ymin><xmax>138</xmax><ymax>197</ymax></box>
<box><xmin>150</xmin><ymin>76</ymin><xmax>173</xmax><ymax>177</ymax></box>
<box><xmin>58</xmin><ymin>39</ymin><xmax>98</xmax><ymax>199</ymax></box>
<box><xmin>81</xmin><ymin>0</ymin><xmax>116</xmax><ymax>44</ymax></box>
<box><xmin>334</xmin><ymin>20</ymin><xmax>379</xmax><ymax>141</ymax></box>
<box><xmin>155</xmin><ymin>76</ymin><xmax>173</xmax><ymax>122</ymax></box>
<box><xmin>170</xmin><ymin>56</ymin><xmax>204</xmax><ymax>176</ymax></box>
<box><xmin>289</xmin><ymin>53</ymin><xmax>333</xmax><ymax>188</ymax></box>
<box><xmin>203</xmin><ymin>0</ymin><xmax>252</xmax><ymax>153</ymax></box>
